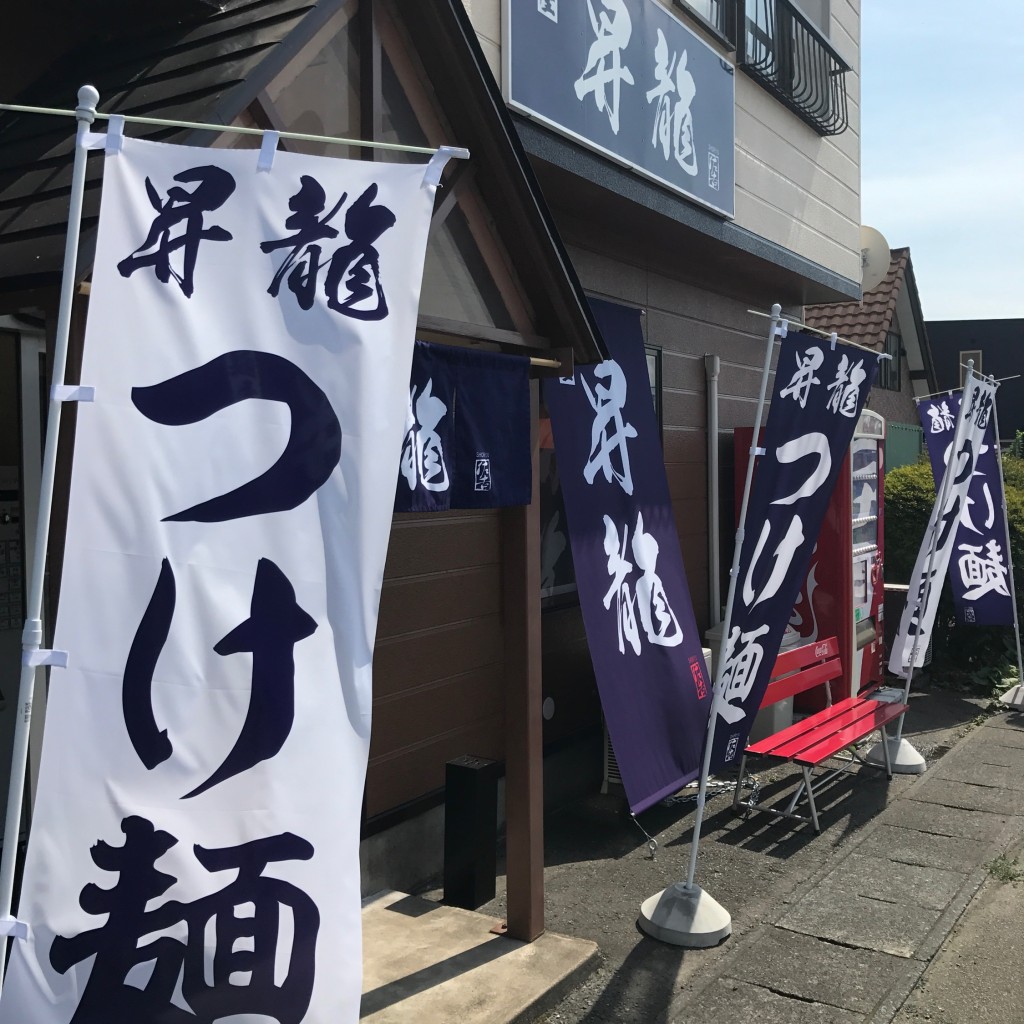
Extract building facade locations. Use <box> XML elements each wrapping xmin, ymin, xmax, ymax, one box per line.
<box><xmin>926</xmin><ymin>319</ymin><xmax>1024</xmax><ymax>444</ymax></box>
<box><xmin>1</xmin><ymin>0</ymin><xmax>872</xmax><ymax>917</ymax></box>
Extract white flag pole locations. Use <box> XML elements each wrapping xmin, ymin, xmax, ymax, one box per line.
<box><xmin>0</xmin><ymin>86</ymin><xmax>99</xmax><ymax>982</ymax></box>
<box><xmin>990</xmin><ymin>381</ymin><xmax>1024</xmax><ymax>706</ymax></box>
<box><xmin>637</xmin><ymin>303</ymin><xmax>783</xmax><ymax>948</ymax></box>
<box><xmin>876</xmin><ymin>362</ymin><xmax>978</xmax><ymax>775</ymax></box>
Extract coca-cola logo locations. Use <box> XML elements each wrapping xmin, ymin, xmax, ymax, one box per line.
<box><xmin>815</xmin><ymin>642</ymin><xmax>830</xmax><ymax>658</ymax></box>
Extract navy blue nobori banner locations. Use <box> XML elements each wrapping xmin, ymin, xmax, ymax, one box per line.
<box><xmin>395</xmin><ymin>341</ymin><xmax>532</xmax><ymax>511</ymax></box>
<box><xmin>710</xmin><ymin>332</ymin><xmax>879</xmax><ymax>771</ymax></box>
<box><xmin>919</xmin><ymin>391</ymin><xmax>1013</xmax><ymax>626</ymax></box>
<box><xmin>544</xmin><ymin>299</ymin><xmax>710</xmax><ymax>813</ymax></box>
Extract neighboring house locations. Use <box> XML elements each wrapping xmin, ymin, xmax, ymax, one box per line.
<box><xmin>805</xmin><ymin>247</ymin><xmax>938</xmax><ymax>471</ymax></box>
<box><xmin>926</xmin><ymin>319</ymin><xmax>1024</xmax><ymax>444</ymax></box>
<box><xmin>0</xmin><ymin>0</ymin><xmax>871</xmax><ymax>917</ymax></box>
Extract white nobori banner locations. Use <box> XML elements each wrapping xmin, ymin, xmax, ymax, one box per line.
<box><xmin>888</xmin><ymin>372</ymin><xmax>999</xmax><ymax>678</ymax></box>
<box><xmin>0</xmin><ymin>137</ymin><xmax>444</xmax><ymax>1023</ymax></box>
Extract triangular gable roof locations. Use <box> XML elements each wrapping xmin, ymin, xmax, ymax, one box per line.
<box><xmin>805</xmin><ymin>246</ymin><xmax>937</xmax><ymax>392</ymax></box>
<box><xmin>0</xmin><ymin>0</ymin><xmax>606</xmax><ymax>364</ymax></box>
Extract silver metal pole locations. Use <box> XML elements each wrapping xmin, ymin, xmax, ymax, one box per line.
<box><xmin>705</xmin><ymin>355</ymin><xmax>722</xmax><ymax>627</ymax></box>
<box><xmin>0</xmin><ymin>102</ymin><xmax>468</xmax><ymax>160</ymax></box>
<box><xmin>990</xmin><ymin>383</ymin><xmax>1024</xmax><ymax>692</ymax></box>
<box><xmin>685</xmin><ymin>304</ymin><xmax>782</xmax><ymax>889</ymax></box>
<box><xmin>894</xmin><ymin>361</ymin><xmax>976</xmax><ymax>742</ymax></box>
<box><xmin>0</xmin><ymin>85</ymin><xmax>99</xmax><ymax>987</ymax></box>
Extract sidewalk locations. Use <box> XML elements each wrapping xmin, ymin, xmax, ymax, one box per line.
<box><xmin>361</xmin><ymin>689</ymin><xmax>1024</xmax><ymax>1023</ymax></box>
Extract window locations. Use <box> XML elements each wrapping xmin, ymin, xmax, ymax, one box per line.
<box><xmin>790</xmin><ymin>0</ymin><xmax>829</xmax><ymax>36</ymax></box>
<box><xmin>672</xmin><ymin>0</ymin><xmax>737</xmax><ymax>46</ymax></box>
<box><xmin>877</xmin><ymin>331</ymin><xmax>902</xmax><ymax>392</ymax></box>
<box><xmin>960</xmin><ymin>349</ymin><xmax>983</xmax><ymax>388</ymax></box>
<box><xmin>739</xmin><ymin>0</ymin><xmax>850</xmax><ymax>135</ymax></box>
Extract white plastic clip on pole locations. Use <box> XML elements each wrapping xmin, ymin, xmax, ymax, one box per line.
<box><xmin>0</xmin><ymin>85</ymin><xmax>99</xmax><ymax>992</ymax></box>
<box><xmin>637</xmin><ymin>302</ymin><xmax>783</xmax><ymax>948</ymax></box>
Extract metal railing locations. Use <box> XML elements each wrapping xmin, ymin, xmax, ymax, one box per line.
<box><xmin>739</xmin><ymin>0</ymin><xmax>850</xmax><ymax>135</ymax></box>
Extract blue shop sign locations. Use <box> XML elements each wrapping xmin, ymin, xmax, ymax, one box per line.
<box><xmin>504</xmin><ymin>0</ymin><xmax>736</xmax><ymax>218</ymax></box>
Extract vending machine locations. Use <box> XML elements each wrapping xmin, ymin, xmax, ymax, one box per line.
<box><xmin>733</xmin><ymin>409</ymin><xmax>886</xmax><ymax>703</ymax></box>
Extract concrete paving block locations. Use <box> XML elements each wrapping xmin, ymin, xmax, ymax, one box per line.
<box><xmin>820</xmin><ymin>853</ymin><xmax>968</xmax><ymax>910</ymax></box>
<box><xmin>689</xmin><ymin>978</ymin><xmax>865</xmax><ymax>1024</ymax></box>
<box><xmin>891</xmin><ymin>876</ymin><xmax>1024</xmax><ymax>1024</ymax></box>
<box><xmin>873</xmin><ymin>800</ymin><xmax>1010</xmax><ymax>843</ymax></box>
<box><xmin>982</xmin><ymin>716</ymin><xmax>1024</xmax><ymax>738</ymax></box>
<box><xmin>905</xmin><ymin>777</ymin><xmax>1024</xmax><ymax>815</ymax></box>
<box><xmin>931</xmin><ymin>757</ymin><xmax>1024</xmax><ymax>792</ymax></box>
<box><xmin>720</xmin><ymin>925</ymin><xmax>910</xmax><ymax>1014</ymax></box>
<box><xmin>961</xmin><ymin>742</ymin><xmax>1024</xmax><ymax>768</ymax></box>
<box><xmin>854</xmin><ymin>824</ymin><xmax>990</xmax><ymax>872</ymax></box>
<box><xmin>777</xmin><ymin>887</ymin><xmax>943</xmax><ymax>958</ymax></box>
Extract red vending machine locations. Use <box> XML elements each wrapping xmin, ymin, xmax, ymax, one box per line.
<box><xmin>733</xmin><ymin>409</ymin><xmax>886</xmax><ymax>702</ymax></box>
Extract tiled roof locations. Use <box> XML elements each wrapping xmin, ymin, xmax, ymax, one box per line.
<box><xmin>804</xmin><ymin>247</ymin><xmax>910</xmax><ymax>349</ymax></box>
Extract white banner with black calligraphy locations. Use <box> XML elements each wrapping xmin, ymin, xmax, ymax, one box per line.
<box><xmin>0</xmin><ymin>137</ymin><xmax>441</xmax><ymax>1023</ymax></box>
<box><xmin>889</xmin><ymin>374</ymin><xmax>999</xmax><ymax>677</ymax></box>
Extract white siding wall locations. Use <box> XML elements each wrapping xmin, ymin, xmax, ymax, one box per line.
<box><xmin>461</xmin><ymin>0</ymin><xmax>862</xmax><ymax>286</ymax></box>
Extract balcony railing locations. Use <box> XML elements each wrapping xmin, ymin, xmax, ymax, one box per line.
<box><xmin>739</xmin><ymin>0</ymin><xmax>850</xmax><ymax>135</ymax></box>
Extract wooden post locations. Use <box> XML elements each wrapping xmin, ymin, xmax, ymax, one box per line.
<box><xmin>501</xmin><ymin>380</ymin><xmax>544</xmax><ymax>941</ymax></box>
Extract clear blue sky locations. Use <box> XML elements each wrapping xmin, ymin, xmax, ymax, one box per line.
<box><xmin>859</xmin><ymin>3</ymin><xmax>1024</xmax><ymax>321</ymax></box>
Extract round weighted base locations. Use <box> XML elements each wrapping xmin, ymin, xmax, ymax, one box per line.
<box><xmin>864</xmin><ymin>736</ymin><xmax>926</xmax><ymax>775</ymax></box>
<box><xmin>637</xmin><ymin>882</ymin><xmax>731</xmax><ymax>948</ymax></box>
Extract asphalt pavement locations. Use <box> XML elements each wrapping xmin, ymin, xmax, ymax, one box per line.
<box><xmin>363</xmin><ymin>684</ymin><xmax>1024</xmax><ymax>1023</ymax></box>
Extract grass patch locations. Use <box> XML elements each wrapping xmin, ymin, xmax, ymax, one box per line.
<box><xmin>988</xmin><ymin>854</ymin><xmax>1024</xmax><ymax>883</ymax></box>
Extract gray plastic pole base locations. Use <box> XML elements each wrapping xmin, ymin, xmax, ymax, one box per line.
<box><xmin>637</xmin><ymin>882</ymin><xmax>732</xmax><ymax>948</ymax></box>
<box><xmin>864</xmin><ymin>736</ymin><xmax>926</xmax><ymax>774</ymax></box>
<box><xmin>999</xmin><ymin>684</ymin><xmax>1024</xmax><ymax>708</ymax></box>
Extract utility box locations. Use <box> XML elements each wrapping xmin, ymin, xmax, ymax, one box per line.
<box><xmin>443</xmin><ymin>755</ymin><xmax>500</xmax><ymax>910</ymax></box>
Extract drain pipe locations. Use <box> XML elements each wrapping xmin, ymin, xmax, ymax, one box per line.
<box><xmin>705</xmin><ymin>354</ymin><xmax>721</xmax><ymax>627</ymax></box>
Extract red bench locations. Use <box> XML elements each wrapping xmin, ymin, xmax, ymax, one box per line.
<box><xmin>731</xmin><ymin>636</ymin><xmax>908</xmax><ymax>832</ymax></box>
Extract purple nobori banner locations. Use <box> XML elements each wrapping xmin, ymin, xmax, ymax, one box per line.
<box><xmin>710</xmin><ymin>332</ymin><xmax>878</xmax><ymax>771</ymax></box>
<box><xmin>395</xmin><ymin>341</ymin><xmax>532</xmax><ymax>512</ymax></box>
<box><xmin>543</xmin><ymin>299</ymin><xmax>710</xmax><ymax>813</ymax></box>
<box><xmin>919</xmin><ymin>391</ymin><xmax>1013</xmax><ymax>626</ymax></box>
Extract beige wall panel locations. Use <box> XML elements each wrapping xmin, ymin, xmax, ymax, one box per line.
<box><xmin>733</xmin><ymin>188</ymin><xmax>859</xmax><ymax>282</ymax></box>
<box><xmin>461</xmin><ymin>0</ymin><xmax>501</xmax><ymax>79</ymax></box>
<box><xmin>734</xmin><ymin>104</ymin><xmax>858</xmax><ymax>192</ymax></box>
<box><xmin>373</xmin><ymin>615</ymin><xmax>503</xmax><ymax>698</ymax></box>
<box><xmin>646</xmin><ymin>309</ymin><xmax>773</xmax><ymax>368</ymax></box>
<box><xmin>735</xmin><ymin>153</ymin><xmax>857</xmax><ymax>244</ymax></box>
<box><xmin>717</xmin><ymin>360</ymin><xmax>778</xmax><ymax>400</ymax></box>
<box><xmin>661</xmin><ymin>388</ymin><xmax>706</xmax><ymax>430</ymax></box>
<box><xmin>645</xmin><ymin>276</ymin><xmax>766</xmax><ymax>335</ymax></box>
<box><xmin>661</xmin><ymin>425</ymin><xmax>705</xmax><ymax>464</ymax></box>
<box><xmin>660</xmin><ymin>351</ymin><xmax>707</xmax><ymax>392</ymax></box>
<box><xmin>715</xmin><ymin>394</ymin><xmax>772</xmax><ymax>431</ymax></box>
<box><xmin>565</xmin><ymin>243</ymin><xmax>649</xmax><ymax>308</ymax></box>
